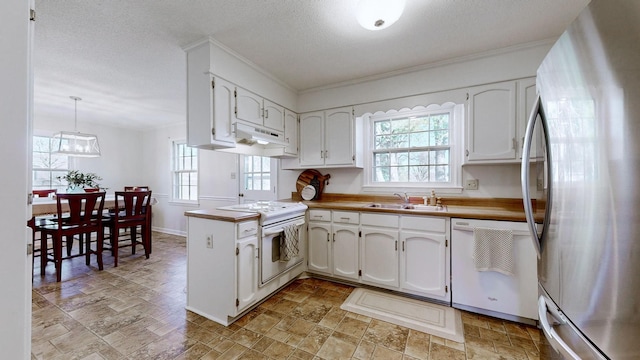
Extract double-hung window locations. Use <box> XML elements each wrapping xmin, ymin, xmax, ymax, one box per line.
<box><xmin>32</xmin><ymin>135</ymin><xmax>70</xmax><ymax>192</ymax></box>
<box><xmin>365</xmin><ymin>104</ymin><xmax>462</xmax><ymax>191</ymax></box>
<box><xmin>172</xmin><ymin>141</ymin><xmax>198</xmax><ymax>202</ymax></box>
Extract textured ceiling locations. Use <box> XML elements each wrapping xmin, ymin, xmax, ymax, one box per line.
<box><xmin>33</xmin><ymin>0</ymin><xmax>589</xmax><ymax>129</ymax></box>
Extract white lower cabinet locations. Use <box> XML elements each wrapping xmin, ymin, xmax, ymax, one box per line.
<box><xmin>307</xmin><ymin>221</ymin><xmax>331</xmax><ymax>275</ymax></box>
<box><xmin>306</xmin><ymin>210</ymin><xmax>451</xmax><ymax>303</ymax></box>
<box><xmin>400</xmin><ymin>231</ymin><xmax>447</xmax><ymax>297</ymax></box>
<box><xmin>332</xmin><ymin>224</ymin><xmax>359</xmax><ymax>280</ymax></box>
<box><xmin>399</xmin><ymin>216</ymin><xmax>449</xmax><ymax>301</ymax></box>
<box><xmin>236</xmin><ymin>236</ymin><xmax>258</xmax><ymax>313</ymax></box>
<box><xmin>360</xmin><ymin>227</ymin><xmax>399</xmax><ymax>288</ymax></box>
<box><xmin>360</xmin><ymin>213</ymin><xmax>399</xmax><ymax>289</ymax></box>
<box><xmin>186</xmin><ymin>217</ymin><xmax>260</xmax><ymax>325</ymax></box>
<box><xmin>307</xmin><ymin>210</ymin><xmax>332</xmax><ymax>275</ymax></box>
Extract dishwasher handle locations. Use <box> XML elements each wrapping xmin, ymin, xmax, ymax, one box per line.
<box><xmin>452</xmin><ymin>222</ymin><xmax>530</xmax><ymax>237</ymax></box>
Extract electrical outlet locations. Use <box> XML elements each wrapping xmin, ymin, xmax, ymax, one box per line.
<box><xmin>206</xmin><ymin>235</ymin><xmax>213</xmax><ymax>248</ymax></box>
<box><xmin>465</xmin><ymin>179</ymin><xmax>479</xmax><ymax>190</ymax></box>
<box><xmin>230</xmin><ymin>172</ymin><xmax>236</xmax><ymax>180</ymax></box>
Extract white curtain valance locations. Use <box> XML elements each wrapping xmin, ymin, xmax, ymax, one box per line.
<box><xmin>353</xmin><ymin>88</ymin><xmax>467</xmax><ymax>117</ymax></box>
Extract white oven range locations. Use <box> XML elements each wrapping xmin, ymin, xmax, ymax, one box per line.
<box><xmin>217</xmin><ymin>201</ymin><xmax>308</xmax><ymax>286</ymax></box>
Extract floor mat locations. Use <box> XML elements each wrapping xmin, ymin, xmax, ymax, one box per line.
<box><xmin>341</xmin><ymin>288</ymin><xmax>464</xmax><ymax>343</ymax></box>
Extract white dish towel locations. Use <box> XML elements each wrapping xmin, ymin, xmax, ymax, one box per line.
<box><xmin>473</xmin><ymin>227</ymin><xmax>515</xmax><ymax>276</ymax></box>
<box><xmin>280</xmin><ymin>224</ymin><xmax>299</xmax><ymax>262</ymax></box>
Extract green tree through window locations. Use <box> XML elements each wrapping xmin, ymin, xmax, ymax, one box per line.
<box><xmin>372</xmin><ymin>112</ymin><xmax>451</xmax><ymax>183</ymax></box>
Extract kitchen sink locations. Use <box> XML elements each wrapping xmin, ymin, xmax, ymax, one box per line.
<box><xmin>365</xmin><ymin>203</ymin><xmax>415</xmax><ymax>210</ymax></box>
<box><xmin>364</xmin><ymin>203</ymin><xmax>447</xmax><ymax>211</ymax></box>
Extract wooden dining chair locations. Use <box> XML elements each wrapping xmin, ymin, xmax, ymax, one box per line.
<box><xmin>38</xmin><ymin>192</ymin><xmax>106</xmax><ymax>282</ymax></box>
<box><xmin>28</xmin><ymin>189</ymin><xmax>58</xmax><ymax>277</ymax></box>
<box><xmin>103</xmin><ymin>190</ymin><xmax>152</xmax><ymax>267</ymax></box>
<box><xmin>123</xmin><ymin>186</ymin><xmax>152</xmax><ymax>251</ymax></box>
<box><xmin>124</xmin><ymin>186</ymin><xmax>149</xmax><ymax>192</ymax></box>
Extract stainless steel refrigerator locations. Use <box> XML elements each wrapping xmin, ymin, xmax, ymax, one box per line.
<box><xmin>521</xmin><ymin>0</ymin><xmax>640</xmax><ymax>358</ymax></box>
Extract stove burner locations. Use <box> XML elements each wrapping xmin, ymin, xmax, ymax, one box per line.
<box><xmin>217</xmin><ymin>201</ymin><xmax>308</xmax><ymax>225</ymax></box>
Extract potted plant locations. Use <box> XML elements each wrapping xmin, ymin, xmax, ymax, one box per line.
<box><xmin>57</xmin><ymin>170</ymin><xmax>103</xmax><ymax>192</ymax></box>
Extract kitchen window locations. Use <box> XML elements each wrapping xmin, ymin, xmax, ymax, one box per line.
<box><xmin>363</xmin><ymin>104</ymin><xmax>463</xmax><ymax>192</ymax></box>
<box><xmin>171</xmin><ymin>141</ymin><xmax>198</xmax><ymax>203</ymax></box>
<box><xmin>32</xmin><ymin>135</ymin><xmax>70</xmax><ymax>192</ymax></box>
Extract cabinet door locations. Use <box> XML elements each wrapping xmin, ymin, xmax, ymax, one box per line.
<box><xmin>212</xmin><ymin>78</ymin><xmax>236</xmax><ymax>144</ymax></box>
<box><xmin>324</xmin><ymin>107</ymin><xmax>354</xmax><ymax>166</ymax></box>
<box><xmin>332</xmin><ymin>224</ymin><xmax>359</xmax><ymax>280</ymax></box>
<box><xmin>187</xmin><ymin>75</ymin><xmax>235</xmax><ymax>148</ymax></box>
<box><xmin>299</xmin><ymin>112</ymin><xmax>325</xmax><ymax>167</ymax></box>
<box><xmin>400</xmin><ymin>231</ymin><xmax>447</xmax><ymax>297</ymax></box>
<box><xmin>466</xmin><ymin>82</ymin><xmax>517</xmax><ymax>162</ymax></box>
<box><xmin>235</xmin><ymin>88</ymin><xmax>263</xmax><ymax>126</ymax></box>
<box><xmin>236</xmin><ymin>236</ymin><xmax>258</xmax><ymax>313</ymax></box>
<box><xmin>283</xmin><ymin>109</ymin><xmax>298</xmax><ymax>156</ymax></box>
<box><xmin>360</xmin><ymin>227</ymin><xmax>399</xmax><ymax>288</ymax></box>
<box><xmin>307</xmin><ymin>222</ymin><xmax>331</xmax><ymax>274</ymax></box>
<box><xmin>518</xmin><ymin>78</ymin><xmax>537</xmax><ymax>159</ymax></box>
<box><xmin>263</xmin><ymin>99</ymin><xmax>285</xmax><ymax>131</ymax></box>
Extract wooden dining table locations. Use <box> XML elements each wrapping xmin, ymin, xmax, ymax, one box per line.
<box><xmin>30</xmin><ymin>194</ymin><xmax>156</xmax><ymax>253</ymax></box>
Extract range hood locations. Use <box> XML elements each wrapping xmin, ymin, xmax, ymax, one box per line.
<box><xmin>234</xmin><ymin>122</ymin><xmax>288</xmax><ymax>146</ymax></box>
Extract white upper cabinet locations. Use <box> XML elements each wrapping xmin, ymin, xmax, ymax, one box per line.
<box><xmin>299</xmin><ymin>111</ymin><xmax>325</xmax><ymax>166</ymax></box>
<box><xmin>465</xmin><ymin>81</ymin><xmax>517</xmax><ymax>162</ymax></box>
<box><xmin>187</xmin><ymin>74</ymin><xmax>236</xmax><ymax>149</ymax></box>
<box><xmin>297</xmin><ymin>107</ymin><xmax>363</xmax><ymax>168</ymax></box>
<box><xmin>264</xmin><ymin>99</ymin><xmax>285</xmax><ymax>132</ymax></box>
<box><xmin>464</xmin><ymin>77</ymin><xmax>537</xmax><ymax>164</ymax></box>
<box><xmin>235</xmin><ymin>88</ymin><xmax>285</xmax><ymax>132</ymax></box>
<box><xmin>235</xmin><ymin>88</ymin><xmax>263</xmax><ymax>126</ymax></box>
<box><xmin>283</xmin><ymin>109</ymin><xmax>298</xmax><ymax>156</ymax></box>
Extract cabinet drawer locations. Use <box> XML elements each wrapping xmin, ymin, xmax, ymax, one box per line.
<box><xmin>308</xmin><ymin>210</ymin><xmax>331</xmax><ymax>222</ymax></box>
<box><xmin>401</xmin><ymin>216</ymin><xmax>446</xmax><ymax>232</ymax></box>
<box><xmin>332</xmin><ymin>211</ymin><xmax>359</xmax><ymax>224</ymax></box>
<box><xmin>237</xmin><ymin>221</ymin><xmax>258</xmax><ymax>238</ymax></box>
<box><xmin>361</xmin><ymin>213</ymin><xmax>399</xmax><ymax>228</ymax></box>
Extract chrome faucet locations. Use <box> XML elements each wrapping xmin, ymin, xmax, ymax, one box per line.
<box><xmin>394</xmin><ymin>192</ymin><xmax>409</xmax><ymax>203</ymax></box>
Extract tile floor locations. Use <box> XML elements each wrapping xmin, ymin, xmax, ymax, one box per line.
<box><xmin>31</xmin><ymin>232</ymin><xmax>556</xmax><ymax>359</ymax></box>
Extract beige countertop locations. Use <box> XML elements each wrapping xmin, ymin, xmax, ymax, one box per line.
<box><xmin>184</xmin><ymin>209</ymin><xmax>260</xmax><ymax>222</ymax></box>
<box><xmin>183</xmin><ymin>194</ymin><xmax>533</xmax><ymax>223</ymax></box>
<box><xmin>303</xmin><ymin>201</ymin><xmax>527</xmax><ymax>222</ymax></box>
<box><xmin>295</xmin><ymin>193</ymin><xmax>530</xmax><ymax>222</ymax></box>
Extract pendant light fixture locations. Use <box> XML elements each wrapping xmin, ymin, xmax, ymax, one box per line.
<box><xmin>52</xmin><ymin>96</ymin><xmax>101</xmax><ymax>157</ymax></box>
<box><xmin>356</xmin><ymin>0</ymin><xmax>406</xmax><ymax>31</ymax></box>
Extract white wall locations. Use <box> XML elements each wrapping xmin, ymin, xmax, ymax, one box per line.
<box><xmin>0</xmin><ymin>0</ymin><xmax>32</xmax><ymax>357</ymax></box>
<box><xmin>278</xmin><ymin>43</ymin><xmax>552</xmax><ymax>200</ymax></box>
<box><xmin>278</xmin><ymin>164</ymin><xmax>526</xmax><ymax>200</ymax></box>
<box><xmin>33</xmin><ymin>117</ymin><xmax>146</xmax><ymax>191</ymax></box>
<box><xmin>142</xmin><ymin>123</ymin><xmax>240</xmax><ymax>235</ymax></box>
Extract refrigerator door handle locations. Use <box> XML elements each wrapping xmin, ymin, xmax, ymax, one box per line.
<box><xmin>521</xmin><ymin>95</ymin><xmax>542</xmax><ymax>258</ymax></box>
<box><xmin>538</xmin><ymin>296</ymin><xmax>581</xmax><ymax>360</ymax></box>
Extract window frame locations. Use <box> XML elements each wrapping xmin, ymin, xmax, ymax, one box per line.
<box><xmin>170</xmin><ymin>139</ymin><xmax>199</xmax><ymax>205</ymax></box>
<box><xmin>239</xmin><ymin>155</ymin><xmax>278</xmax><ymax>202</ymax></box>
<box><xmin>32</xmin><ymin>133</ymin><xmax>72</xmax><ymax>193</ymax></box>
<box><xmin>362</xmin><ymin>104</ymin><xmax>464</xmax><ymax>194</ymax></box>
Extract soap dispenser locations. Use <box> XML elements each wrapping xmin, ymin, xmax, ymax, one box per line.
<box><xmin>429</xmin><ymin>190</ymin><xmax>437</xmax><ymax>206</ymax></box>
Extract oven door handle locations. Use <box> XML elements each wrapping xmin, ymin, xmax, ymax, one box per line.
<box><xmin>263</xmin><ymin>220</ymin><xmax>305</xmax><ymax>236</ymax></box>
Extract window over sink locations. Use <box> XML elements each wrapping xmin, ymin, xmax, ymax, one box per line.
<box><xmin>363</xmin><ymin>103</ymin><xmax>463</xmax><ymax>193</ymax></box>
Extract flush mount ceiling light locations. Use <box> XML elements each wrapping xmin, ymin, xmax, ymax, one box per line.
<box><xmin>52</xmin><ymin>96</ymin><xmax>101</xmax><ymax>157</ymax></box>
<box><xmin>356</xmin><ymin>0</ymin><xmax>406</xmax><ymax>31</ymax></box>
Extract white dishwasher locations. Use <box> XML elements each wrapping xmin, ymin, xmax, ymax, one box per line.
<box><xmin>451</xmin><ymin>218</ymin><xmax>538</xmax><ymax>324</ymax></box>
